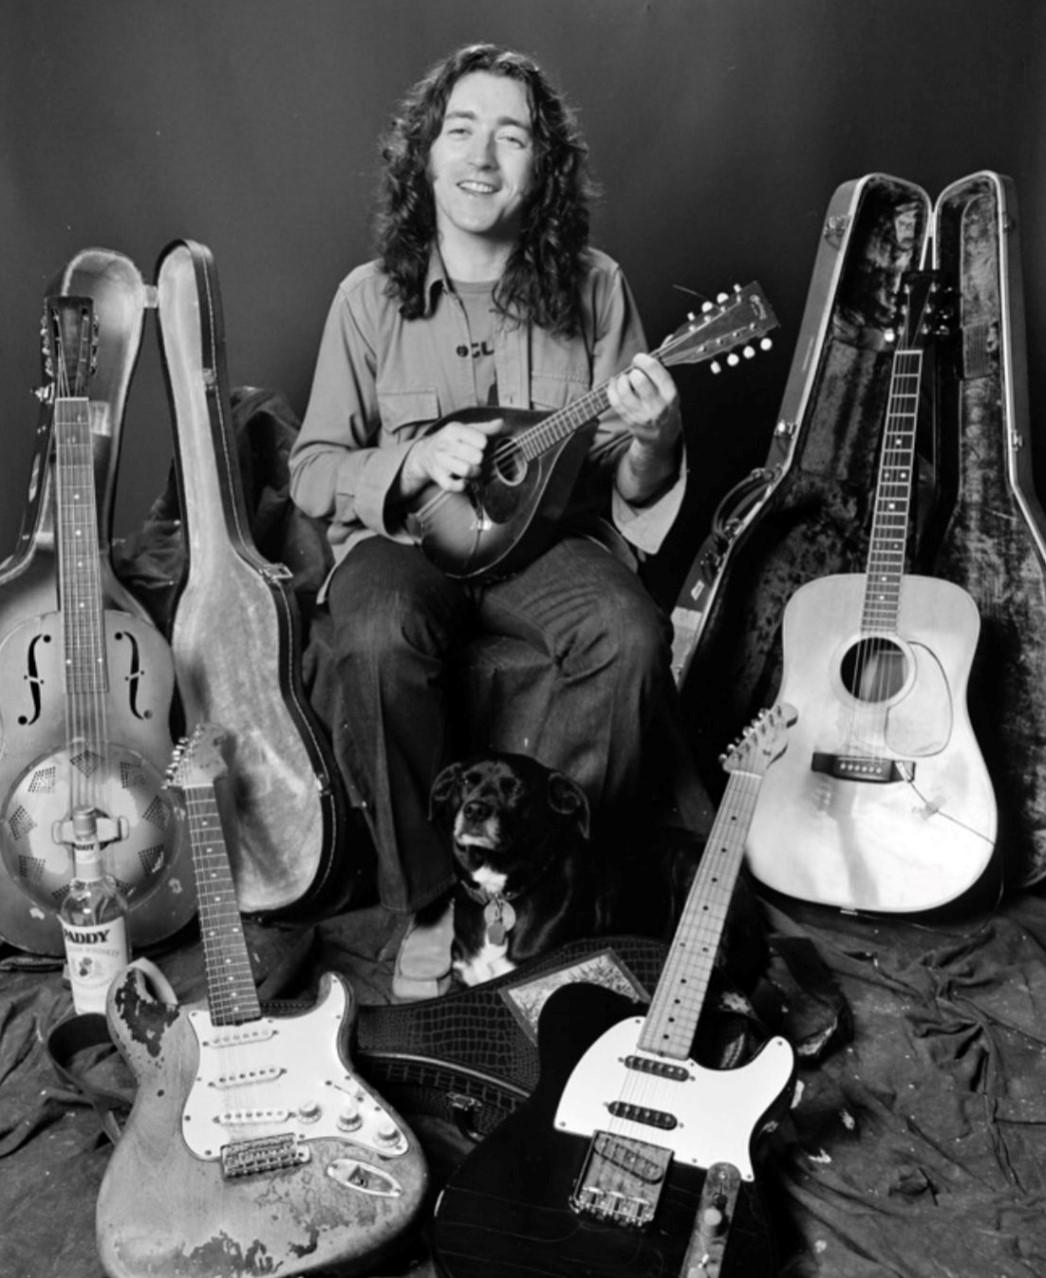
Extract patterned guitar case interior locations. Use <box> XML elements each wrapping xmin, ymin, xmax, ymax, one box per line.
<box><xmin>672</xmin><ymin>171</ymin><xmax>1046</xmax><ymax>891</ymax></box>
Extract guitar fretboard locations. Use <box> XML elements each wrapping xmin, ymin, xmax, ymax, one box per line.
<box><xmin>55</xmin><ymin>401</ymin><xmax>109</xmax><ymax>699</ymax></box>
<box><xmin>637</xmin><ymin>768</ymin><xmax>760</xmax><ymax>1059</ymax></box>
<box><xmin>183</xmin><ymin>786</ymin><xmax>261</xmax><ymax>1024</ymax></box>
<box><xmin>861</xmin><ymin>349</ymin><xmax>922</xmax><ymax>633</ymax></box>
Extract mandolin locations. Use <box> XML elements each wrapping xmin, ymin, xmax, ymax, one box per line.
<box><xmin>0</xmin><ymin>296</ymin><xmax>194</xmax><ymax>954</ymax></box>
<box><xmin>746</xmin><ymin>273</ymin><xmax>998</xmax><ymax>913</ymax></box>
<box><xmin>432</xmin><ymin>706</ymin><xmax>796</xmax><ymax>1278</ymax></box>
<box><xmin>407</xmin><ymin>283</ymin><xmax>777</xmax><ymax>581</ymax></box>
<box><xmin>96</xmin><ymin>723</ymin><xmax>427</xmax><ymax>1278</ymax></box>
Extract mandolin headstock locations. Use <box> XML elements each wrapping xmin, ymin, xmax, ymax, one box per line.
<box><xmin>41</xmin><ymin>295</ymin><xmax>98</xmax><ymax>399</ymax></box>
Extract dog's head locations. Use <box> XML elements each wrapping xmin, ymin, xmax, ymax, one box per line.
<box><xmin>430</xmin><ymin>752</ymin><xmax>590</xmax><ymax>888</ymax></box>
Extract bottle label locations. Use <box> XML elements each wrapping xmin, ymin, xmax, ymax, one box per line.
<box><xmin>60</xmin><ymin>916</ymin><xmax>130</xmax><ymax>1015</ymax></box>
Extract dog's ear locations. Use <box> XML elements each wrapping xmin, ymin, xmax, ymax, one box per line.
<box><xmin>547</xmin><ymin>772</ymin><xmax>591</xmax><ymax>840</ymax></box>
<box><xmin>429</xmin><ymin>762</ymin><xmax>464</xmax><ymax>822</ymax></box>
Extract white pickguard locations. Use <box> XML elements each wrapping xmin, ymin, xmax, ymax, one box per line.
<box><xmin>554</xmin><ymin>1018</ymin><xmax>794</xmax><ymax>1181</ymax></box>
<box><xmin>181</xmin><ymin>977</ymin><xmax>409</xmax><ymax>1162</ymax></box>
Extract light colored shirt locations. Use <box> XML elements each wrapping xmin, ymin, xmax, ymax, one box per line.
<box><xmin>289</xmin><ymin>247</ymin><xmax>686</xmax><ymax>577</ymax></box>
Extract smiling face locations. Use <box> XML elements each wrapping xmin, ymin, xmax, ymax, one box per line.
<box><xmin>428</xmin><ymin>70</ymin><xmax>536</xmax><ymax>274</ymax></box>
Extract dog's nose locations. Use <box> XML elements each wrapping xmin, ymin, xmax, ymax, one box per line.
<box><xmin>463</xmin><ymin>798</ymin><xmax>492</xmax><ymax>823</ymax></box>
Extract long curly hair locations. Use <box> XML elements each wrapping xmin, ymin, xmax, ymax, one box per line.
<box><xmin>375</xmin><ymin>43</ymin><xmax>597</xmax><ymax>336</ymax></box>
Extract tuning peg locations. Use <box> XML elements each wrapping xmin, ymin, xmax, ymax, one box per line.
<box><xmin>742</xmin><ymin>346</ymin><xmax>755</xmax><ymax>359</ymax></box>
<box><xmin>716</xmin><ymin>292</ymin><xmax>729</xmax><ymax>304</ymax></box>
<box><xmin>759</xmin><ymin>337</ymin><xmax>773</xmax><ymax>351</ymax></box>
<box><xmin>710</xmin><ymin>360</ymin><xmax>722</xmax><ymax>375</ymax></box>
<box><xmin>726</xmin><ymin>352</ymin><xmax>740</xmax><ymax>367</ymax></box>
<box><xmin>701</xmin><ymin>300</ymin><xmax>714</xmax><ymax>313</ymax></box>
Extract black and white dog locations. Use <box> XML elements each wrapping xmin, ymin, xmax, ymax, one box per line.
<box><xmin>430</xmin><ymin>752</ymin><xmax>601</xmax><ymax>986</ymax></box>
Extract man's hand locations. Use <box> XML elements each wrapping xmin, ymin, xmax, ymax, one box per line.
<box><xmin>607</xmin><ymin>352</ymin><xmax>683</xmax><ymax>504</ymax></box>
<box><xmin>400</xmin><ymin>417</ymin><xmax>504</xmax><ymax>497</ymax></box>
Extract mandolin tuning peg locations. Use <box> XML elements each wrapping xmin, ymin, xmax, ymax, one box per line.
<box><xmin>759</xmin><ymin>337</ymin><xmax>773</xmax><ymax>351</ymax></box>
<box><xmin>710</xmin><ymin>360</ymin><xmax>722</xmax><ymax>375</ymax></box>
<box><xmin>727</xmin><ymin>352</ymin><xmax>740</xmax><ymax>367</ymax></box>
<box><xmin>701</xmin><ymin>300</ymin><xmax>714</xmax><ymax>313</ymax></box>
<box><xmin>716</xmin><ymin>292</ymin><xmax>729</xmax><ymax>304</ymax></box>
<box><xmin>742</xmin><ymin>346</ymin><xmax>755</xmax><ymax>359</ymax></box>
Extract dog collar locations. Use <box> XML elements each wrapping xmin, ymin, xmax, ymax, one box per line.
<box><xmin>459</xmin><ymin>885</ymin><xmax>518</xmax><ymax>945</ymax></box>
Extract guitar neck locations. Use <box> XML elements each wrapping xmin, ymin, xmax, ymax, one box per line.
<box><xmin>182</xmin><ymin>783</ymin><xmax>261</xmax><ymax>1023</ymax></box>
<box><xmin>861</xmin><ymin>346</ymin><xmax>923</xmax><ymax>633</ymax></box>
<box><xmin>637</xmin><ymin>767</ymin><xmax>760</xmax><ymax>1059</ymax></box>
<box><xmin>515</xmin><ymin>384</ymin><xmax>612</xmax><ymax>463</ymax></box>
<box><xmin>55</xmin><ymin>400</ymin><xmax>108</xmax><ymax>699</ymax></box>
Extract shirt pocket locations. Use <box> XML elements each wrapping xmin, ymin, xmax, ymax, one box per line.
<box><xmin>530</xmin><ymin>370</ymin><xmax>589</xmax><ymax>412</ymax></box>
<box><xmin>376</xmin><ymin>389</ymin><xmax>441</xmax><ymax>440</ymax></box>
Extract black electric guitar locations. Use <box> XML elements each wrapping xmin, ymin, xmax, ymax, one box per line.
<box><xmin>96</xmin><ymin>724</ymin><xmax>427</xmax><ymax>1278</ymax></box>
<box><xmin>407</xmin><ymin>283</ymin><xmax>777</xmax><ymax>580</ymax></box>
<box><xmin>746</xmin><ymin>273</ymin><xmax>997</xmax><ymax>912</ymax></box>
<box><xmin>432</xmin><ymin>706</ymin><xmax>797</xmax><ymax>1278</ymax></box>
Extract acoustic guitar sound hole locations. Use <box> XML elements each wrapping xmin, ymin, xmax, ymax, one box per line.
<box><xmin>840</xmin><ymin>637</ymin><xmax>908</xmax><ymax>703</ymax></box>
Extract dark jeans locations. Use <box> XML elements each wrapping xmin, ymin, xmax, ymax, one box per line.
<box><xmin>326</xmin><ymin>535</ymin><xmax>709</xmax><ymax>912</ymax></box>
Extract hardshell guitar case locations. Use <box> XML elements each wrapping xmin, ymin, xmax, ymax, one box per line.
<box><xmin>672</xmin><ymin>171</ymin><xmax>1046</xmax><ymax>892</ymax></box>
<box><xmin>153</xmin><ymin>239</ymin><xmax>351</xmax><ymax>916</ymax></box>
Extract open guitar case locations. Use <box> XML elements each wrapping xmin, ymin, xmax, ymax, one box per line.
<box><xmin>0</xmin><ymin>242</ymin><xmax>355</xmax><ymax>949</ymax></box>
<box><xmin>671</xmin><ymin>170</ymin><xmax>1046</xmax><ymax>895</ymax></box>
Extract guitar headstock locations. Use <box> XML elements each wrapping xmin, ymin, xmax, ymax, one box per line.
<box><xmin>41</xmin><ymin>295</ymin><xmax>98</xmax><ymax>398</ymax></box>
<box><xmin>721</xmin><ymin>702</ymin><xmax>797</xmax><ymax>778</ymax></box>
<box><xmin>166</xmin><ymin>723</ymin><xmax>230</xmax><ymax>792</ymax></box>
<box><xmin>656</xmin><ymin>282</ymin><xmax>778</xmax><ymax>375</ymax></box>
<box><xmin>890</xmin><ymin>271</ymin><xmax>946</xmax><ymax>350</ymax></box>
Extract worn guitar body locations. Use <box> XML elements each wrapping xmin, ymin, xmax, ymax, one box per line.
<box><xmin>747</xmin><ymin>573</ymin><xmax>997</xmax><ymax>911</ymax></box>
<box><xmin>433</xmin><ymin>983</ymin><xmax>789</xmax><ymax>1278</ymax></box>
<box><xmin>99</xmin><ymin>966</ymin><xmax>427</xmax><ymax>1278</ymax></box>
<box><xmin>98</xmin><ymin>727</ymin><xmax>426</xmax><ymax>1278</ymax></box>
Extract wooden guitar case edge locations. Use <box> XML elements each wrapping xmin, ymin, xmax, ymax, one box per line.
<box><xmin>154</xmin><ymin>238</ymin><xmax>351</xmax><ymax>917</ymax></box>
<box><xmin>671</xmin><ymin>170</ymin><xmax>1046</xmax><ymax>891</ymax></box>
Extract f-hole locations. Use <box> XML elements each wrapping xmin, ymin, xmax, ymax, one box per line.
<box><xmin>841</xmin><ymin>637</ymin><xmax>908</xmax><ymax>703</ymax></box>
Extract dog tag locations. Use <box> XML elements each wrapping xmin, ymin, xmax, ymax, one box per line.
<box><xmin>484</xmin><ymin>899</ymin><xmax>516</xmax><ymax>946</ymax></box>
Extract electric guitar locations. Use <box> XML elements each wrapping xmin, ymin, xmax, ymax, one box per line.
<box><xmin>746</xmin><ymin>273</ymin><xmax>998</xmax><ymax>913</ymax></box>
<box><xmin>96</xmin><ymin>724</ymin><xmax>427</xmax><ymax>1278</ymax></box>
<box><xmin>407</xmin><ymin>283</ymin><xmax>777</xmax><ymax>580</ymax></box>
<box><xmin>432</xmin><ymin>706</ymin><xmax>797</xmax><ymax>1278</ymax></box>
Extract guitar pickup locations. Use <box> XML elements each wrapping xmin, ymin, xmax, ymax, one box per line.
<box><xmin>811</xmin><ymin>753</ymin><xmax>914</xmax><ymax>784</ymax></box>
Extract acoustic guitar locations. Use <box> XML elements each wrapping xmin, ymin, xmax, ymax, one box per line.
<box><xmin>96</xmin><ymin>723</ymin><xmax>427</xmax><ymax>1278</ymax></box>
<box><xmin>0</xmin><ymin>296</ymin><xmax>194</xmax><ymax>954</ymax></box>
<box><xmin>432</xmin><ymin>706</ymin><xmax>797</xmax><ymax>1278</ymax></box>
<box><xmin>746</xmin><ymin>273</ymin><xmax>998</xmax><ymax>913</ymax></box>
<box><xmin>407</xmin><ymin>283</ymin><xmax>777</xmax><ymax>581</ymax></box>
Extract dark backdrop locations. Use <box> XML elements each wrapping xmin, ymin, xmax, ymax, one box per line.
<box><xmin>3</xmin><ymin>0</ymin><xmax>1043</xmax><ymax>591</ymax></box>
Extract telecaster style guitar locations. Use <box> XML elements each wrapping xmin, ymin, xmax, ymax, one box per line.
<box><xmin>407</xmin><ymin>283</ymin><xmax>777</xmax><ymax>580</ymax></box>
<box><xmin>746</xmin><ymin>273</ymin><xmax>998</xmax><ymax>913</ymax></box>
<box><xmin>0</xmin><ymin>297</ymin><xmax>194</xmax><ymax>954</ymax></box>
<box><xmin>96</xmin><ymin>724</ymin><xmax>427</xmax><ymax>1278</ymax></box>
<box><xmin>432</xmin><ymin>706</ymin><xmax>797</xmax><ymax>1278</ymax></box>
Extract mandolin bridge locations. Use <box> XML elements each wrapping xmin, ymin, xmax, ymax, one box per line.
<box><xmin>220</xmin><ymin>1132</ymin><xmax>309</xmax><ymax>1179</ymax></box>
<box><xmin>571</xmin><ymin>1131</ymin><xmax>672</xmax><ymax>1228</ymax></box>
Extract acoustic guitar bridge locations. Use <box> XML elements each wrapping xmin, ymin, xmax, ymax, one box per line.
<box><xmin>811</xmin><ymin>753</ymin><xmax>914</xmax><ymax>784</ymax></box>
